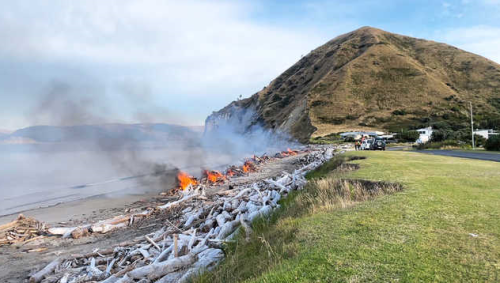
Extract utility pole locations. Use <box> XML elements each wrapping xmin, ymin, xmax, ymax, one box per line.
<box><xmin>470</xmin><ymin>101</ymin><xmax>475</xmax><ymax>150</ymax></box>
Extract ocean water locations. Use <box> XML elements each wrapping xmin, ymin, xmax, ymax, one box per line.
<box><xmin>0</xmin><ymin>143</ymin><xmax>239</xmax><ymax>216</ymax></box>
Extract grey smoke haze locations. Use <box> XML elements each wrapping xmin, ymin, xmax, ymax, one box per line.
<box><xmin>0</xmin><ymin>78</ymin><xmax>298</xmax><ymax>216</ymax></box>
<box><xmin>202</xmin><ymin>105</ymin><xmax>300</xmax><ymax>157</ymax></box>
<box><xmin>21</xmin><ymin>80</ymin><xmax>297</xmax><ymax>188</ymax></box>
<box><xmin>30</xmin><ymin>81</ymin><xmax>108</xmax><ymax>127</ymax></box>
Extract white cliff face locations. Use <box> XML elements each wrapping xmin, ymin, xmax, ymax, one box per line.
<box><xmin>204</xmin><ymin>103</ymin><xmax>259</xmax><ymax>136</ymax></box>
<box><xmin>202</xmin><ymin>102</ymin><xmax>300</xmax><ymax>156</ymax></box>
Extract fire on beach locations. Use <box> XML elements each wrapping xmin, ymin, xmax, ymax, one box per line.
<box><xmin>2</xmin><ymin>146</ymin><xmax>340</xmax><ymax>283</ymax></box>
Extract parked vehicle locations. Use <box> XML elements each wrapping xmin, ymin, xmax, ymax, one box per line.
<box><xmin>361</xmin><ymin>139</ymin><xmax>374</xmax><ymax>150</ymax></box>
<box><xmin>372</xmin><ymin>138</ymin><xmax>386</xmax><ymax>150</ymax></box>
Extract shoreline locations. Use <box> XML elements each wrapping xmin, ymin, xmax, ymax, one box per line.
<box><xmin>0</xmin><ymin>190</ymin><xmax>163</xmax><ymax>226</ymax></box>
<box><xmin>0</xmin><ymin>147</ymin><xmax>332</xmax><ymax>282</ymax></box>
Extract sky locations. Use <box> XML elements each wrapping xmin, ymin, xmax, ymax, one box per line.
<box><xmin>1</xmin><ymin>0</ymin><xmax>500</xmax><ymax>131</ymax></box>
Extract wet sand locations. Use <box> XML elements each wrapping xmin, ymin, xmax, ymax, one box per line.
<box><xmin>0</xmin><ymin>192</ymin><xmax>158</xmax><ymax>226</ymax></box>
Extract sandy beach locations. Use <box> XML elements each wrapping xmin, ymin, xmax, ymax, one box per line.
<box><xmin>0</xmin><ymin>150</ymin><xmax>309</xmax><ymax>282</ymax></box>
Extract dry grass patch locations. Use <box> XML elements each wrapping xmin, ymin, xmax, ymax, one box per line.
<box><xmin>298</xmin><ymin>179</ymin><xmax>403</xmax><ymax>213</ymax></box>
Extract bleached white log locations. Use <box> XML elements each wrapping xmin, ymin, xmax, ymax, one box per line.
<box><xmin>264</xmin><ymin>179</ymin><xmax>288</xmax><ymax>192</ymax></box>
<box><xmin>237</xmin><ymin>200</ymin><xmax>247</xmax><ymax>212</ymax></box>
<box><xmin>207</xmin><ymin>206</ymin><xmax>215</xmax><ymax>218</ymax></box>
<box><xmin>177</xmin><ymin>248</ymin><xmax>224</xmax><ymax>283</ymax></box>
<box><xmin>47</xmin><ymin>227</ymin><xmax>76</xmax><ymax>236</ymax></box>
<box><xmin>145</xmin><ymin>235</ymin><xmax>161</xmax><ymax>252</ymax></box>
<box><xmin>91</xmin><ymin>222</ymin><xmax>127</xmax><ymax>234</ymax></box>
<box><xmin>213</xmin><ymin>226</ymin><xmax>221</xmax><ymax>235</ymax></box>
<box><xmin>115</xmin><ymin>274</ymin><xmax>133</xmax><ymax>283</ymax></box>
<box><xmin>276</xmin><ymin>174</ymin><xmax>292</xmax><ymax>186</ymax></box>
<box><xmin>261</xmin><ymin>191</ymin><xmax>271</xmax><ymax>206</ymax></box>
<box><xmin>215</xmin><ymin>211</ymin><xmax>230</xmax><ymax>227</ymax></box>
<box><xmin>203</xmin><ymin>218</ymin><xmax>214</xmax><ymax>230</ymax></box>
<box><xmin>248</xmin><ymin>205</ymin><xmax>272</xmax><ymax>222</ymax></box>
<box><xmin>195</xmin><ymin>228</ymin><xmax>213</xmax><ymax>249</ymax></box>
<box><xmin>234</xmin><ymin>187</ymin><xmax>251</xmax><ymax>198</ymax></box>
<box><xmin>59</xmin><ymin>273</ymin><xmax>70</xmax><ymax>283</ymax></box>
<box><xmin>138</xmin><ymin>249</ymin><xmax>150</xmax><ymax>258</ymax></box>
<box><xmin>157</xmin><ymin>194</ymin><xmax>196</xmax><ymax>210</ymax></box>
<box><xmin>246</xmin><ymin>201</ymin><xmax>260</xmax><ymax>214</ymax></box>
<box><xmin>155</xmin><ymin>270</ymin><xmax>184</xmax><ymax>283</ymax></box>
<box><xmin>217</xmin><ymin>219</ymin><xmax>240</xmax><ymax>239</ymax></box>
<box><xmin>271</xmin><ymin>190</ymin><xmax>281</xmax><ymax>206</ymax></box>
<box><xmin>154</xmin><ymin>244</ymin><xmax>174</xmax><ymax>264</ymax></box>
<box><xmin>188</xmin><ymin>229</ymin><xmax>197</xmax><ymax>251</ymax></box>
<box><xmin>29</xmin><ymin>258</ymin><xmax>62</xmax><ymax>283</ymax></box>
<box><xmin>168</xmin><ymin>238</ymin><xmax>188</xmax><ymax>260</ymax></box>
<box><xmin>106</xmin><ymin>258</ymin><xmax>116</xmax><ymax>275</ymax></box>
<box><xmin>184</xmin><ymin>208</ymin><xmax>202</xmax><ymax>228</ymax></box>
<box><xmin>87</xmin><ymin>257</ymin><xmax>103</xmax><ymax>278</ymax></box>
<box><xmin>231</xmin><ymin>199</ymin><xmax>240</xmax><ymax>210</ymax></box>
<box><xmin>127</xmin><ymin>253</ymin><xmax>196</xmax><ymax>280</ymax></box>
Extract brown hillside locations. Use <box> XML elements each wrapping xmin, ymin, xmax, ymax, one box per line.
<box><xmin>206</xmin><ymin>27</ymin><xmax>500</xmax><ymax>142</ymax></box>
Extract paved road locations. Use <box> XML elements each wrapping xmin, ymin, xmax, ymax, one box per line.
<box><xmin>417</xmin><ymin>150</ymin><xmax>500</xmax><ymax>162</ymax></box>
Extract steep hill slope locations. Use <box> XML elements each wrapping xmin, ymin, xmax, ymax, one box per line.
<box><xmin>206</xmin><ymin>27</ymin><xmax>500</xmax><ymax>142</ymax></box>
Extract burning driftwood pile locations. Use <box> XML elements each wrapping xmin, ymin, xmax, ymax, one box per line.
<box><xmin>0</xmin><ymin>214</ymin><xmax>46</xmax><ymax>247</ymax></box>
<box><xmin>1</xmin><ymin>149</ymin><xmax>301</xmax><ymax>247</ymax></box>
<box><xmin>28</xmin><ymin>146</ymin><xmax>338</xmax><ymax>283</ymax></box>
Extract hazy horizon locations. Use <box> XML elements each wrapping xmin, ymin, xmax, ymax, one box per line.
<box><xmin>1</xmin><ymin>0</ymin><xmax>500</xmax><ymax>130</ymax></box>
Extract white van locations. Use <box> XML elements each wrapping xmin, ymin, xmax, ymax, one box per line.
<box><xmin>361</xmin><ymin>139</ymin><xmax>373</xmax><ymax>150</ymax></box>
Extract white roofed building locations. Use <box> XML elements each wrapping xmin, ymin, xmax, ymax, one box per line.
<box><xmin>416</xmin><ymin>127</ymin><xmax>433</xmax><ymax>144</ymax></box>
<box><xmin>474</xmin><ymin>129</ymin><xmax>499</xmax><ymax>140</ymax></box>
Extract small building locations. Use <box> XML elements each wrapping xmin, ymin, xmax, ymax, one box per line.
<box><xmin>474</xmin><ymin>129</ymin><xmax>499</xmax><ymax>139</ymax></box>
<box><xmin>416</xmin><ymin>127</ymin><xmax>433</xmax><ymax>144</ymax></box>
<box><xmin>340</xmin><ymin>131</ymin><xmax>384</xmax><ymax>140</ymax></box>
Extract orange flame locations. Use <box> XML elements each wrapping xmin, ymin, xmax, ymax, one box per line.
<box><xmin>242</xmin><ymin>164</ymin><xmax>250</xmax><ymax>173</ymax></box>
<box><xmin>242</xmin><ymin>160</ymin><xmax>255</xmax><ymax>173</ymax></box>
<box><xmin>177</xmin><ymin>171</ymin><xmax>198</xmax><ymax>190</ymax></box>
<box><xmin>226</xmin><ymin>169</ymin><xmax>235</xmax><ymax>177</ymax></box>
<box><xmin>287</xmin><ymin>148</ymin><xmax>297</xmax><ymax>155</ymax></box>
<box><xmin>205</xmin><ymin>170</ymin><xmax>226</xmax><ymax>183</ymax></box>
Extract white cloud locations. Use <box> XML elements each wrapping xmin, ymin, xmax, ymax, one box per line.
<box><xmin>0</xmin><ymin>0</ymin><xmax>326</xmax><ymax>128</ymax></box>
<box><xmin>0</xmin><ymin>1</ymin><xmax>323</xmax><ymax>86</ymax></box>
<box><xmin>434</xmin><ymin>26</ymin><xmax>500</xmax><ymax>64</ymax></box>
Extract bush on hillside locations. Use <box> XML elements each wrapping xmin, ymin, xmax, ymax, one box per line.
<box><xmin>392</xmin><ymin>109</ymin><xmax>407</xmax><ymax>116</ymax></box>
<box><xmin>398</xmin><ymin>130</ymin><xmax>419</xmax><ymax>142</ymax></box>
<box><xmin>485</xmin><ymin>135</ymin><xmax>500</xmax><ymax>151</ymax></box>
<box><xmin>474</xmin><ymin>135</ymin><xmax>487</xmax><ymax>147</ymax></box>
<box><xmin>432</xmin><ymin>121</ymin><xmax>451</xmax><ymax>130</ymax></box>
<box><xmin>431</xmin><ymin>130</ymin><xmax>450</xmax><ymax>142</ymax></box>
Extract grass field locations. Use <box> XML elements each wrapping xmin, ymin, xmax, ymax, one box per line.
<box><xmin>197</xmin><ymin>151</ymin><xmax>500</xmax><ymax>282</ymax></box>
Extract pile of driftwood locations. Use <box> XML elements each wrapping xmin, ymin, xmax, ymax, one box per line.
<box><xmin>29</xmin><ymin>146</ymin><xmax>337</xmax><ymax>283</ymax></box>
<box><xmin>0</xmin><ymin>214</ymin><xmax>46</xmax><ymax>247</ymax></box>
<box><xmin>43</xmin><ymin>149</ymin><xmax>306</xmax><ymax>240</ymax></box>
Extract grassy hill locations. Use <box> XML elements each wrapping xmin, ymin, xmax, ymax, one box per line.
<box><xmin>196</xmin><ymin>151</ymin><xmax>500</xmax><ymax>282</ymax></box>
<box><xmin>206</xmin><ymin>27</ymin><xmax>500</xmax><ymax>142</ymax></box>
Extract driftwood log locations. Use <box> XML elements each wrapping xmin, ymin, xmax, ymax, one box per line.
<box><xmin>27</xmin><ymin>146</ymin><xmax>341</xmax><ymax>283</ymax></box>
<box><xmin>29</xmin><ymin>258</ymin><xmax>62</xmax><ymax>283</ymax></box>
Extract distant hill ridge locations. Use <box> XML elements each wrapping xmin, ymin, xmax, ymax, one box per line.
<box><xmin>206</xmin><ymin>26</ymin><xmax>500</xmax><ymax>142</ymax></box>
<box><xmin>0</xmin><ymin>123</ymin><xmax>201</xmax><ymax>144</ymax></box>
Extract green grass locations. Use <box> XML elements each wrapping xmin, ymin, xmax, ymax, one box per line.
<box><xmin>197</xmin><ymin>151</ymin><xmax>500</xmax><ymax>282</ymax></box>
